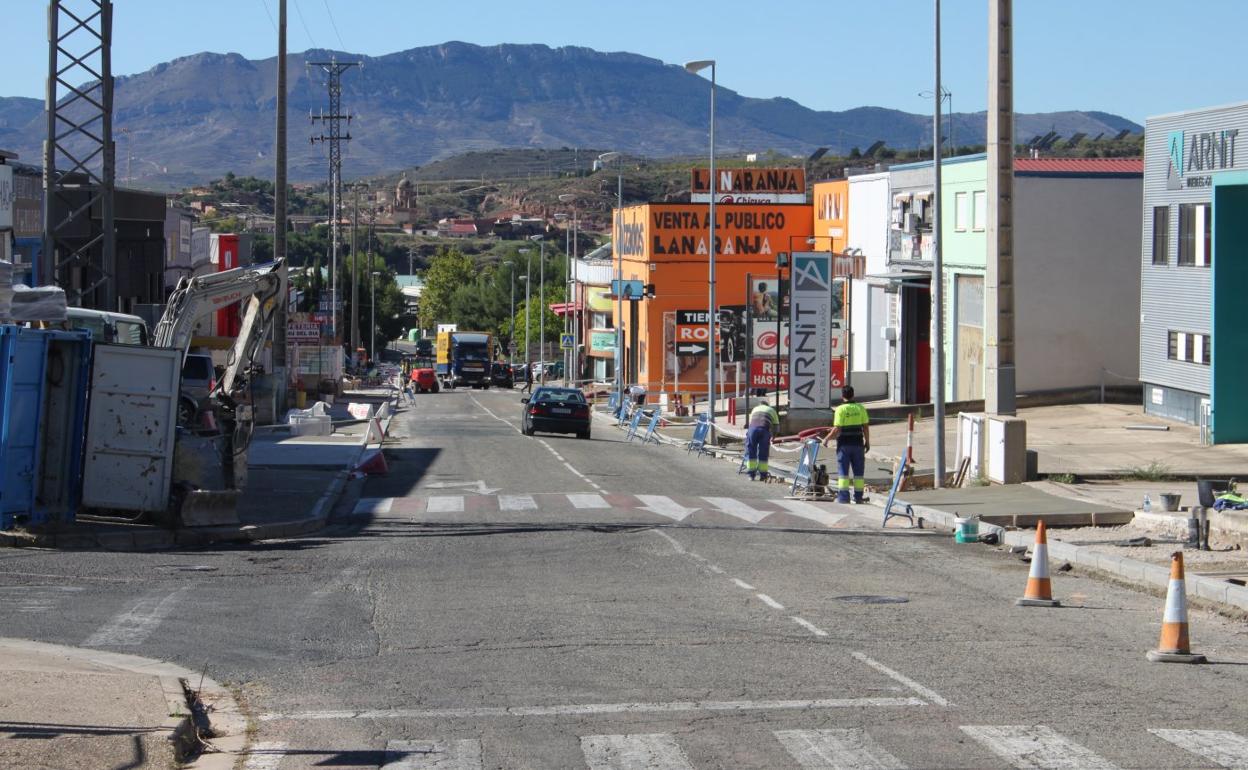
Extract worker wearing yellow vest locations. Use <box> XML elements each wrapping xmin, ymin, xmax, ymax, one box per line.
<box><xmin>823</xmin><ymin>386</ymin><xmax>870</xmax><ymax>503</ymax></box>
<box><xmin>745</xmin><ymin>393</ymin><xmax>780</xmax><ymax>481</ymax></box>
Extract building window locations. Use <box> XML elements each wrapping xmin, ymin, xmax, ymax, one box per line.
<box><xmin>1178</xmin><ymin>203</ymin><xmax>1211</xmax><ymax>266</ymax></box>
<box><xmin>954</xmin><ymin>192</ymin><xmax>968</xmax><ymax>232</ymax></box>
<box><xmin>971</xmin><ymin>190</ymin><xmax>987</xmax><ymax>231</ymax></box>
<box><xmin>1168</xmin><ymin>330</ymin><xmax>1210</xmax><ymax>365</ymax></box>
<box><xmin>1151</xmin><ymin>206</ymin><xmax>1170</xmax><ymax>265</ymax></box>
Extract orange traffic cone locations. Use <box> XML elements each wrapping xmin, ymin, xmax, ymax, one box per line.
<box><xmin>355</xmin><ymin>448</ymin><xmax>388</xmax><ymax>476</ymax></box>
<box><xmin>1016</xmin><ymin>520</ymin><xmax>1060</xmax><ymax>607</ymax></box>
<box><xmin>1147</xmin><ymin>551</ymin><xmax>1206</xmax><ymax>663</ymax></box>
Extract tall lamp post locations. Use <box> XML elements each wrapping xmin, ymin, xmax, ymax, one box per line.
<box><xmin>529</xmin><ymin>234</ymin><xmax>547</xmax><ymax>384</ymax></box>
<box><xmin>685</xmin><ymin>58</ymin><xmax>716</xmax><ymax>423</ymax></box>
<box><xmin>370</xmin><ymin>270</ymin><xmax>380</xmax><ymax>362</ymax></box>
<box><xmin>598</xmin><ymin>151</ymin><xmax>624</xmax><ymax>410</ymax></box>
<box><xmin>503</xmin><ymin>260</ymin><xmax>516</xmax><ymax>366</ymax></box>
<box><xmin>519</xmin><ymin>248</ymin><xmax>531</xmax><ymax>370</ymax></box>
<box><xmin>919</xmin><ymin>88</ymin><xmax>954</xmax><ymax>156</ymax></box>
<box><xmin>932</xmin><ymin>0</ymin><xmax>947</xmax><ymax>486</ymax></box>
<box><xmin>559</xmin><ymin>193</ymin><xmax>579</xmax><ymax>386</ymax></box>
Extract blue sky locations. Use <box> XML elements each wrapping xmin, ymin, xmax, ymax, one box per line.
<box><xmin>4</xmin><ymin>0</ymin><xmax>1243</xmax><ymax>123</ymax></box>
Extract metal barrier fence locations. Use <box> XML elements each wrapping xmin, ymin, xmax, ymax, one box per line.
<box><xmin>687</xmin><ymin>415</ymin><xmax>712</xmax><ymax>456</ymax></box>
<box><xmin>790</xmin><ymin>439</ymin><xmax>821</xmax><ymax>495</ymax></box>
<box><xmin>625</xmin><ymin>408</ymin><xmax>645</xmax><ymax>440</ymax></box>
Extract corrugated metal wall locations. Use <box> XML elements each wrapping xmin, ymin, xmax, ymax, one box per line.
<box><xmin>1139</xmin><ymin>103</ymin><xmax>1248</xmax><ymax>394</ymax></box>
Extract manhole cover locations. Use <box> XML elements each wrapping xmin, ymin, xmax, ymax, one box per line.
<box><xmin>832</xmin><ymin>595</ymin><xmax>909</xmax><ymax>604</ymax></box>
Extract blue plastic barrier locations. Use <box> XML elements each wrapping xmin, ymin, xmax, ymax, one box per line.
<box><xmin>606</xmin><ymin>392</ymin><xmax>619</xmax><ymax>414</ymax></box>
<box><xmin>617</xmin><ymin>401</ymin><xmax>632</xmax><ymax>426</ymax></box>
<box><xmin>626</xmin><ymin>408</ymin><xmax>645</xmax><ymax>440</ymax></box>
<box><xmin>790</xmin><ymin>439</ymin><xmax>821</xmax><ymax>495</ymax></box>
<box><xmin>882</xmin><ymin>454</ymin><xmax>916</xmax><ymax>527</ymax></box>
<box><xmin>640</xmin><ymin>410</ymin><xmax>661</xmax><ymax>444</ymax></box>
<box><xmin>686</xmin><ymin>415</ymin><xmax>711</xmax><ymax>456</ymax></box>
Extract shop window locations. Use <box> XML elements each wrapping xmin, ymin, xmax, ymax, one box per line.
<box><xmin>1178</xmin><ymin>203</ymin><xmax>1211</xmax><ymax>266</ymax></box>
<box><xmin>1151</xmin><ymin>206</ymin><xmax>1170</xmax><ymax>265</ymax></box>
<box><xmin>954</xmin><ymin>192</ymin><xmax>968</xmax><ymax>232</ymax></box>
<box><xmin>971</xmin><ymin>190</ymin><xmax>987</xmax><ymax>231</ymax></box>
<box><xmin>1168</xmin><ymin>330</ymin><xmax>1210</xmax><ymax>365</ymax></box>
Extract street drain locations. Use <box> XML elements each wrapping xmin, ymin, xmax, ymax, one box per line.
<box><xmin>833</xmin><ymin>595</ymin><xmax>909</xmax><ymax>604</ymax></box>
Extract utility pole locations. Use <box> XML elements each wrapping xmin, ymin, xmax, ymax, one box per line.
<box><xmin>272</xmin><ymin>0</ymin><xmax>289</xmax><ymax>403</ymax></box>
<box><xmin>43</xmin><ymin>0</ymin><xmax>115</xmax><ymax>309</ymax></box>
<box><xmin>932</xmin><ymin>0</ymin><xmax>947</xmax><ymax>486</ymax></box>
<box><xmin>350</xmin><ymin>183</ymin><xmax>360</xmax><ymax>353</ymax></box>
<box><xmin>986</xmin><ymin>0</ymin><xmax>1016</xmax><ymax>417</ymax></box>
<box><xmin>408</xmin><ymin>245</ymin><xmax>415</xmax><ymax>276</ymax></box>
<box><xmin>309</xmin><ymin>57</ymin><xmax>360</xmax><ymax>344</ymax></box>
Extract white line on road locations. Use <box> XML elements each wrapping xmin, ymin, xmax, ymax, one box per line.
<box><xmin>702</xmin><ymin>496</ymin><xmax>772</xmax><ymax>524</ymax></box>
<box><xmin>383</xmin><ymin>738</ymin><xmax>483</xmax><ymax>769</ymax></box>
<box><xmin>707</xmin><ymin>564</ymin><xmax>724</xmax><ymax>574</ymax></box>
<box><xmin>791</xmin><ymin>617</ymin><xmax>829</xmax><ymax>637</ymax></box>
<box><xmin>567</xmin><ymin>494</ymin><xmax>610</xmax><ymax>509</ymax></box>
<box><xmin>84</xmin><ymin>586</ymin><xmax>190</xmax><ymax>648</ymax></box>
<box><xmin>581</xmin><ymin>733</ymin><xmax>694</xmax><ymax>770</ymax></box>
<box><xmin>498</xmin><ymin>494</ymin><xmax>538</xmax><ymax>511</ymax></box>
<box><xmin>426</xmin><ymin>496</ymin><xmax>465</xmax><ymax>513</ymax></box>
<box><xmin>636</xmin><ymin>495</ymin><xmax>698</xmax><ymax>521</ymax></box>
<box><xmin>1149</xmin><ymin>729</ymin><xmax>1248</xmax><ymax>768</ymax></box>
<box><xmin>851</xmin><ymin>652</ymin><xmax>950</xmax><ymax>707</ymax></box>
<box><xmin>774</xmin><ymin>728</ymin><xmax>907</xmax><ymax>769</ymax></box>
<box><xmin>732</xmin><ymin>578</ymin><xmax>756</xmax><ymax>590</ymax></box>
<box><xmin>261</xmin><ymin>697</ymin><xmax>926</xmax><ymax>721</ymax></box>
<box><xmin>772</xmin><ymin>499</ymin><xmax>849</xmax><ymax>528</ymax></box>
<box><xmin>960</xmin><ymin>725</ymin><xmax>1118</xmax><ymax>769</ymax></box>
<box><xmin>563</xmin><ymin>462</ymin><xmax>587</xmax><ymax>478</ymax></box>
<box><xmin>469</xmin><ymin>395</ymin><xmax>522</xmax><ymax>434</ymax></box>
<box><xmin>756</xmin><ymin>593</ymin><xmax>785</xmax><ymax>610</ymax></box>
<box><xmin>242</xmin><ymin>741</ymin><xmax>289</xmax><ymax>770</ymax></box>
<box><xmin>353</xmin><ymin>497</ymin><xmax>393</xmax><ymax>515</ymax></box>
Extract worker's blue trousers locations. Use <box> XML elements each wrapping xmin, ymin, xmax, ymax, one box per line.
<box><xmin>836</xmin><ymin>444</ymin><xmax>866</xmax><ymax>503</ymax></box>
<box><xmin>745</xmin><ymin>426</ymin><xmax>771</xmax><ymax>478</ymax></box>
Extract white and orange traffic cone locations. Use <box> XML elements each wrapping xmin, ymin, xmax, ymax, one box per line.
<box><xmin>1016</xmin><ymin>520</ymin><xmax>1061</xmax><ymax>607</ymax></box>
<box><xmin>1147</xmin><ymin>551</ymin><xmax>1207</xmax><ymax>663</ymax></box>
<box><xmin>355</xmin><ymin>448</ymin><xmax>388</xmax><ymax>476</ymax></box>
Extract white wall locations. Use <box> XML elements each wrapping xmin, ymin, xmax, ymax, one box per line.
<box><xmin>848</xmin><ymin>172</ymin><xmax>890</xmax><ymax>372</ymax></box>
<box><xmin>1014</xmin><ymin>176</ymin><xmax>1142</xmax><ymax>392</ymax></box>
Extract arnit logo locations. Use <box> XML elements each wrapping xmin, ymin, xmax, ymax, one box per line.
<box><xmin>1167</xmin><ymin>127</ymin><xmax>1239</xmax><ymax>189</ymax></box>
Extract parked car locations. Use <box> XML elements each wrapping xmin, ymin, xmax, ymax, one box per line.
<box><xmin>530</xmin><ymin>360</ymin><xmax>564</xmax><ymax>382</ymax></box>
<box><xmin>522</xmin><ymin>387</ymin><xmax>591</xmax><ymax>439</ymax></box>
<box><xmin>490</xmin><ymin>362</ymin><xmax>514</xmax><ymax>388</ymax></box>
<box><xmin>510</xmin><ymin>363</ymin><xmax>529</xmax><ymax>383</ymax></box>
<box><xmin>179</xmin><ymin>353</ymin><xmax>216</xmax><ymax>426</ymax></box>
<box><xmin>411</xmin><ymin>368</ymin><xmax>439</xmax><ymax>393</ymax></box>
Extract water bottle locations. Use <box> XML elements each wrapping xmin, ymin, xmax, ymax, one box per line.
<box><xmin>1143</xmin><ymin>494</ymin><xmax>1152</xmax><ymax>512</ymax></box>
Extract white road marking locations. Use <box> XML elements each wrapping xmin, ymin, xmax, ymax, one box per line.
<box><xmin>772</xmin><ymin>499</ymin><xmax>849</xmax><ymax>528</ymax></box>
<box><xmin>756</xmin><ymin>593</ymin><xmax>785</xmax><ymax>610</ymax></box>
<box><xmin>567</xmin><ymin>494</ymin><xmax>610</xmax><ymax>509</ymax></box>
<box><xmin>652</xmin><ymin>529</ymin><xmax>686</xmax><ymax>553</ymax></box>
<box><xmin>563</xmin><ymin>462</ymin><xmax>587</xmax><ymax>477</ymax></box>
<box><xmin>469</xmin><ymin>395</ymin><xmax>522</xmax><ymax>434</ymax></box>
<box><xmin>732</xmin><ymin>578</ymin><xmax>756</xmax><ymax>590</ymax></box>
<box><xmin>707</xmin><ymin>564</ymin><xmax>725</xmax><ymax>574</ymax></box>
<box><xmin>581</xmin><ymin>733</ymin><xmax>694</xmax><ymax>770</ymax></box>
<box><xmin>383</xmin><ymin>739</ymin><xmax>483</xmax><ymax>769</ymax></box>
<box><xmin>242</xmin><ymin>741</ymin><xmax>289</xmax><ymax>770</ymax></box>
<box><xmin>852</xmin><ymin>652</ymin><xmax>950</xmax><ymax>707</ymax></box>
<box><xmin>774</xmin><ymin>728</ymin><xmax>906</xmax><ymax>769</ymax></box>
<box><xmin>425</xmin><ymin>480</ymin><xmax>499</xmax><ymax>495</ymax></box>
<box><xmin>353</xmin><ymin>497</ymin><xmax>392</xmax><ymax>515</ymax></box>
<box><xmin>0</xmin><ymin>586</ymin><xmax>83</xmax><ymax>613</ymax></box>
<box><xmin>1150</xmin><ymin>729</ymin><xmax>1248</xmax><ymax>768</ymax></box>
<box><xmin>791</xmin><ymin>617</ymin><xmax>829</xmax><ymax>637</ymax></box>
<box><xmin>261</xmin><ymin>696</ymin><xmax>925</xmax><ymax>721</ymax></box>
<box><xmin>635</xmin><ymin>495</ymin><xmax>699</xmax><ymax>521</ymax></box>
<box><xmin>426</xmin><ymin>496</ymin><xmax>465</xmax><ymax>513</ymax></box>
<box><xmin>498</xmin><ymin>494</ymin><xmax>537</xmax><ymax>511</ymax></box>
<box><xmin>84</xmin><ymin>586</ymin><xmax>190</xmax><ymax>647</ymax></box>
<box><xmin>702</xmin><ymin>496</ymin><xmax>772</xmax><ymax>524</ymax></box>
<box><xmin>960</xmin><ymin>725</ymin><xmax>1118</xmax><ymax>769</ymax></box>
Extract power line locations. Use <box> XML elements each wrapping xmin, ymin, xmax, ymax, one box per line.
<box><xmin>258</xmin><ymin>0</ymin><xmax>278</xmax><ymax>32</ymax></box>
<box><xmin>322</xmin><ymin>0</ymin><xmax>347</xmax><ymax>51</ymax></box>
<box><xmin>292</xmin><ymin>0</ymin><xmax>319</xmax><ymax>49</ymax></box>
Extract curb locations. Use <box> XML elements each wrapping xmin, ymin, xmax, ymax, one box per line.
<box><xmin>892</xmin><ymin>500</ymin><xmax>1248</xmax><ymax>613</ymax></box>
<box><xmin>0</xmin><ymin>638</ymin><xmax>248</xmax><ymax>770</ymax></box>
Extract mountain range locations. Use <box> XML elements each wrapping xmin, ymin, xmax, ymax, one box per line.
<box><xmin>0</xmin><ymin>42</ymin><xmax>1142</xmax><ymax>189</ymax></box>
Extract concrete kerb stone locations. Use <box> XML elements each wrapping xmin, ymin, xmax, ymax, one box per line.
<box><xmin>0</xmin><ymin>637</ymin><xmax>248</xmax><ymax>770</ymax></box>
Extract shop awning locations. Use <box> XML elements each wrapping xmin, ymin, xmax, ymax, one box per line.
<box><xmin>866</xmin><ymin>266</ymin><xmax>932</xmax><ymax>289</ymax></box>
<box><xmin>548</xmin><ymin>301</ymin><xmax>584</xmax><ymax>316</ymax></box>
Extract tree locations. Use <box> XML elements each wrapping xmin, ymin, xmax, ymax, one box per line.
<box><xmin>416</xmin><ymin>247</ymin><xmax>476</xmax><ymax>330</ymax></box>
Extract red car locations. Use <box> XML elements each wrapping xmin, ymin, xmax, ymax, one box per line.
<box><xmin>411</xmin><ymin>368</ymin><xmax>439</xmax><ymax>393</ymax></box>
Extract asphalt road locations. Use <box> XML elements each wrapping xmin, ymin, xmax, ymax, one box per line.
<box><xmin>3</xmin><ymin>386</ymin><xmax>1248</xmax><ymax>769</ymax></box>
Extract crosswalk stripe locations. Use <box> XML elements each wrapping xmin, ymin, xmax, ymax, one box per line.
<box><xmin>774</xmin><ymin>729</ymin><xmax>907</xmax><ymax>769</ymax></box>
<box><xmin>383</xmin><ymin>739</ymin><xmax>483</xmax><ymax>769</ymax></box>
<box><xmin>242</xmin><ymin>741</ymin><xmax>288</xmax><ymax>770</ymax></box>
<box><xmin>580</xmin><ymin>733</ymin><xmax>694</xmax><ymax>770</ymax></box>
<box><xmin>498</xmin><ymin>494</ymin><xmax>537</xmax><ymax>511</ymax></box>
<box><xmin>635</xmin><ymin>495</ymin><xmax>698</xmax><ymax>521</ymax></box>
<box><xmin>567</xmin><ymin>493</ymin><xmax>610</xmax><ymax>509</ymax></box>
<box><xmin>83</xmin><ymin>586</ymin><xmax>190</xmax><ymax>648</ymax></box>
<box><xmin>1150</xmin><ymin>729</ymin><xmax>1248</xmax><ymax>768</ymax></box>
<box><xmin>426</xmin><ymin>496</ymin><xmax>465</xmax><ymax>513</ymax></box>
<box><xmin>960</xmin><ymin>725</ymin><xmax>1118</xmax><ymax>769</ymax></box>
<box><xmin>772</xmin><ymin>499</ymin><xmax>848</xmax><ymax>528</ymax></box>
<box><xmin>353</xmin><ymin>497</ymin><xmax>393</xmax><ymax>515</ymax></box>
<box><xmin>702</xmin><ymin>496</ymin><xmax>771</xmax><ymax>523</ymax></box>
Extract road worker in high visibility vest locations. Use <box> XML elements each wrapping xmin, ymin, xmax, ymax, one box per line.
<box><xmin>745</xmin><ymin>392</ymin><xmax>780</xmax><ymax>481</ymax></box>
<box><xmin>823</xmin><ymin>386</ymin><xmax>870</xmax><ymax>503</ymax></box>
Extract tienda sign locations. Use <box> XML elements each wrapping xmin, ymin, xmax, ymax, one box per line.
<box><xmin>691</xmin><ymin>168</ymin><xmax>806</xmax><ymax>204</ymax></box>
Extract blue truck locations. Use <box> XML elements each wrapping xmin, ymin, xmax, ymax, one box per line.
<box><xmin>435</xmin><ymin>330</ymin><xmax>494</xmax><ymax>389</ymax></box>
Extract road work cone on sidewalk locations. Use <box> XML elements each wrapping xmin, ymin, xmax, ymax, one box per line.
<box><xmin>1147</xmin><ymin>551</ymin><xmax>1207</xmax><ymax>664</ymax></box>
<box><xmin>355</xmin><ymin>448</ymin><xmax>388</xmax><ymax>476</ymax></box>
<box><xmin>1016</xmin><ymin>520</ymin><xmax>1060</xmax><ymax>607</ymax></box>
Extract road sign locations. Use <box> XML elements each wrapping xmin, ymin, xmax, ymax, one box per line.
<box><xmin>287</xmin><ymin>322</ymin><xmax>320</xmax><ymax>342</ymax></box>
<box><xmin>676</xmin><ymin>342</ymin><xmax>709</xmax><ymax>356</ymax></box>
<box><xmin>560</xmin><ymin>333</ymin><xmax>574</xmax><ymax>350</ymax></box>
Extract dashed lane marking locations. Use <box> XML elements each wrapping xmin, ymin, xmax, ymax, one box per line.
<box><xmin>851</xmin><ymin>652</ymin><xmax>950</xmax><ymax>708</ymax></box>
<box><xmin>756</xmin><ymin>593</ymin><xmax>785</xmax><ymax>610</ymax></box>
<box><xmin>791</xmin><ymin>617</ymin><xmax>829</xmax><ymax>637</ymax></box>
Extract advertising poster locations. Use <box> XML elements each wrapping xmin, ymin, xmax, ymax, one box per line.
<box><xmin>789</xmin><ymin>252</ymin><xmax>832</xmax><ymax>410</ymax></box>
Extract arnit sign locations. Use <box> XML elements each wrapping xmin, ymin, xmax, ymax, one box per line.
<box><xmin>1168</xmin><ymin>128</ymin><xmax>1239</xmax><ymax>189</ymax></box>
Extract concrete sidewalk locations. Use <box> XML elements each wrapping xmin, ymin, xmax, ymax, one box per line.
<box><xmin>0</xmin><ymin>638</ymin><xmax>245</xmax><ymax>770</ymax></box>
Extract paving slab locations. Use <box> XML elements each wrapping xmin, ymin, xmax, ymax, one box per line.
<box><xmin>894</xmin><ymin>484</ymin><xmax>1130</xmax><ymax>527</ymax></box>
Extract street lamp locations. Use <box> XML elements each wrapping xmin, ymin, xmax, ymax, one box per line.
<box><xmin>519</xmin><ymin>248</ymin><xmax>531</xmax><ymax>370</ymax></box>
<box><xmin>503</xmin><ymin>260</ymin><xmax>516</xmax><ymax>366</ymax></box>
<box><xmin>529</xmin><ymin>234</ymin><xmax>547</xmax><ymax>384</ymax></box>
<box><xmin>598</xmin><ymin>151</ymin><xmax>624</xmax><ymax>409</ymax></box>
<box><xmin>919</xmin><ymin>87</ymin><xmax>953</xmax><ymax>156</ymax></box>
<box><xmin>685</xmin><ymin>58</ymin><xmax>717</xmax><ymax>423</ymax></box>
<box><xmin>559</xmin><ymin>193</ymin><xmax>579</xmax><ymax>386</ymax></box>
<box><xmin>370</xmin><ymin>270</ymin><xmax>380</xmax><ymax>362</ymax></box>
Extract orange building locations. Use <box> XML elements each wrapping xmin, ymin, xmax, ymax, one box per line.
<box><xmin>612</xmin><ymin>203</ymin><xmax>813</xmax><ymax>394</ymax></box>
<box><xmin>811</xmin><ymin>180</ymin><xmax>850</xmax><ymax>253</ymax></box>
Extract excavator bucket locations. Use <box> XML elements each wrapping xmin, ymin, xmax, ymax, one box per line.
<box><xmin>179</xmin><ymin>490</ymin><xmax>241</xmax><ymax>527</ymax></box>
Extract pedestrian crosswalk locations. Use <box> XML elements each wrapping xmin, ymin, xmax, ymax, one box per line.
<box><xmin>351</xmin><ymin>493</ymin><xmax>858</xmax><ymax>529</ymax></box>
<box><xmin>251</xmin><ymin>725</ymin><xmax>1248</xmax><ymax>769</ymax></box>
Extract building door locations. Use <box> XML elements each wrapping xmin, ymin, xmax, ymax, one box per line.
<box><xmin>902</xmin><ymin>286</ymin><xmax>931</xmax><ymax>404</ymax></box>
<box><xmin>955</xmin><ymin>274</ymin><xmax>985</xmax><ymax>401</ymax></box>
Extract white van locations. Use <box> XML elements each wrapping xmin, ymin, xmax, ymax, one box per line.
<box><xmin>64</xmin><ymin>308</ymin><xmax>150</xmax><ymax>346</ymax></box>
